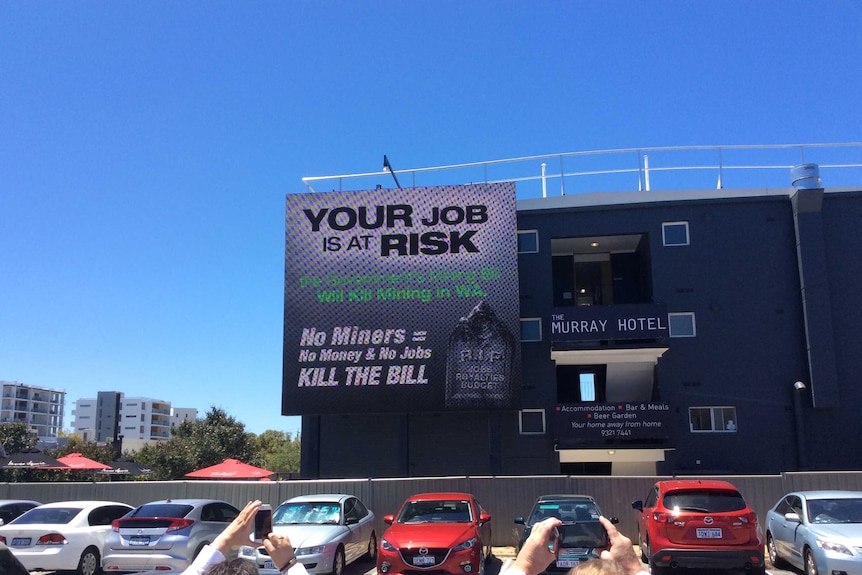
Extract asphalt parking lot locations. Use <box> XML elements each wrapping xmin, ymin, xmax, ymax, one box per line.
<box><xmin>26</xmin><ymin>546</ymin><xmax>803</xmax><ymax>575</ymax></box>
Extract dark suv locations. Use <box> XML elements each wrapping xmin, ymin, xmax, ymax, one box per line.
<box><xmin>632</xmin><ymin>479</ymin><xmax>764</xmax><ymax>575</ymax></box>
<box><xmin>514</xmin><ymin>494</ymin><xmax>617</xmax><ymax>571</ymax></box>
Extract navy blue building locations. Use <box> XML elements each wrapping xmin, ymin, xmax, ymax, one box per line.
<box><xmin>299</xmin><ymin>168</ymin><xmax>862</xmax><ymax>478</ymax></box>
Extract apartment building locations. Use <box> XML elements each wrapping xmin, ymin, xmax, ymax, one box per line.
<box><xmin>72</xmin><ymin>391</ymin><xmax>197</xmax><ymax>449</ymax></box>
<box><xmin>0</xmin><ymin>380</ymin><xmax>65</xmax><ymax>438</ymax></box>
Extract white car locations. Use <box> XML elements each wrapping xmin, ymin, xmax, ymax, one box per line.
<box><xmin>239</xmin><ymin>494</ymin><xmax>376</xmax><ymax>575</ymax></box>
<box><xmin>0</xmin><ymin>500</ymin><xmax>133</xmax><ymax>575</ymax></box>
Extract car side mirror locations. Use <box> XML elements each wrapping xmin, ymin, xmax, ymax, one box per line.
<box><xmin>383</xmin><ymin>514</ymin><xmax>395</xmax><ymax>525</ymax></box>
<box><xmin>479</xmin><ymin>512</ymin><xmax>491</xmax><ymax>525</ymax></box>
<box><xmin>784</xmin><ymin>512</ymin><xmax>801</xmax><ymax>524</ymax></box>
<box><xmin>514</xmin><ymin>516</ymin><xmax>525</xmax><ymax>525</ymax></box>
<box><xmin>345</xmin><ymin>517</ymin><xmax>358</xmax><ymax>525</ymax></box>
<box><xmin>632</xmin><ymin>501</ymin><xmax>643</xmax><ymax>512</ymax></box>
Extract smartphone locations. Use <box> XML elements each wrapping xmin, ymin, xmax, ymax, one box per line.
<box><xmin>555</xmin><ymin>522</ymin><xmax>610</xmax><ymax>552</ymax></box>
<box><xmin>254</xmin><ymin>504</ymin><xmax>273</xmax><ymax>542</ymax></box>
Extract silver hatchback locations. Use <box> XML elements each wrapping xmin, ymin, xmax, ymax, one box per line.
<box><xmin>102</xmin><ymin>499</ymin><xmax>239</xmax><ymax>573</ymax></box>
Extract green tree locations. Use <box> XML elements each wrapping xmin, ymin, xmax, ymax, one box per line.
<box><xmin>135</xmin><ymin>406</ymin><xmax>260</xmax><ymax>480</ymax></box>
<box><xmin>0</xmin><ymin>422</ymin><xmax>36</xmax><ymax>455</ymax></box>
<box><xmin>49</xmin><ymin>435</ymin><xmax>116</xmax><ymax>463</ymax></box>
<box><xmin>256</xmin><ymin>430</ymin><xmax>301</xmax><ymax>474</ymax></box>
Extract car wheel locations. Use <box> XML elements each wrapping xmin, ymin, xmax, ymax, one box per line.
<box><xmin>365</xmin><ymin>531</ymin><xmax>378</xmax><ymax>561</ymax></box>
<box><xmin>641</xmin><ymin>536</ymin><xmax>651</xmax><ymax>564</ymax></box>
<box><xmin>805</xmin><ymin>548</ymin><xmax>819</xmax><ymax>575</ymax></box>
<box><xmin>639</xmin><ymin>531</ymin><xmax>648</xmax><ymax>563</ymax></box>
<box><xmin>767</xmin><ymin>533</ymin><xmax>787</xmax><ymax>568</ymax></box>
<box><xmin>331</xmin><ymin>545</ymin><xmax>345</xmax><ymax>575</ymax></box>
<box><xmin>77</xmin><ymin>546</ymin><xmax>100</xmax><ymax>575</ymax></box>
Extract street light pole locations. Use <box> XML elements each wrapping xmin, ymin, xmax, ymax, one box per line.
<box><xmin>793</xmin><ymin>381</ymin><xmax>808</xmax><ymax>470</ymax></box>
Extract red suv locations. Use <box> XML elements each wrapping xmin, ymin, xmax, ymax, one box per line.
<box><xmin>632</xmin><ymin>480</ymin><xmax>764</xmax><ymax>575</ymax></box>
<box><xmin>377</xmin><ymin>492</ymin><xmax>492</xmax><ymax>575</ymax></box>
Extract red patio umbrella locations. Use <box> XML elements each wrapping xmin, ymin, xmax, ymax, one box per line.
<box><xmin>56</xmin><ymin>453</ymin><xmax>112</xmax><ymax>470</ymax></box>
<box><xmin>185</xmin><ymin>458</ymin><xmax>274</xmax><ymax>479</ymax></box>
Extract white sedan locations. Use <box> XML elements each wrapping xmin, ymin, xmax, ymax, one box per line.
<box><xmin>0</xmin><ymin>500</ymin><xmax>133</xmax><ymax>575</ymax></box>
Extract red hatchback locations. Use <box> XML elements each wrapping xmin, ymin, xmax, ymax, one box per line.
<box><xmin>632</xmin><ymin>479</ymin><xmax>764</xmax><ymax>575</ymax></box>
<box><xmin>378</xmin><ymin>492</ymin><xmax>492</xmax><ymax>575</ymax></box>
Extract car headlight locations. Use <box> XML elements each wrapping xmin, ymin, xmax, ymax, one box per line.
<box><xmin>296</xmin><ymin>545</ymin><xmax>326</xmax><ymax>556</ymax></box>
<box><xmin>815</xmin><ymin>539</ymin><xmax>853</xmax><ymax>556</ymax></box>
<box><xmin>381</xmin><ymin>538</ymin><xmax>396</xmax><ymax>551</ymax></box>
<box><xmin>238</xmin><ymin>546</ymin><xmax>259</xmax><ymax>558</ymax></box>
<box><xmin>452</xmin><ymin>537</ymin><xmax>477</xmax><ymax>552</ymax></box>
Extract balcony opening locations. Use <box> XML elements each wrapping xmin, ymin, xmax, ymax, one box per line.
<box><xmin>551</xmin><ymin>234</ymin><xmax>651</xmax><ymax>307</ymax></box>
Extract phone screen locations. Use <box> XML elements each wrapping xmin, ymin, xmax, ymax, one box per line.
<box><xmin>556</xmin><ymin>522</ymin><xmax>609</xmax><ymax>550</ymax></box>
<box><xmin>254</xmin><ymin>505</ymin><xmax>273</xmax><ymax>542</ymax></box>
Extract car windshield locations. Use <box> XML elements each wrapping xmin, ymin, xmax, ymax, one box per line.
<box><xmin>663</xmin><ymin>490</ymin><xmax>746</xmax><ymax>513</ymax></box>
<box><xmin>13</xmin><ymin>507</ymin><xmax>81</xmax><ymax>525</ymax></box>
<box><xmin>807</xmin><ymin>498</ymin><xmax>862</xmax><ymax>524</ymax></box>
<box><xmin>130</xmin><ymin>504</ymin><xmax>195</xmax><ymax>518</ymax></box>
<box><xmin>529</xmin><ymin>501</ymin><xmax>599</xmax><ymax>524</ymax></box>
<box><xmin>273</xmin><ymin>502</ymin><xmax>341</xmax><ymax>525</ymax></box>
<box><xmin>398</xmin><ymin>500</ymin><xmax>472</xmax><ymax>523</ymax></box>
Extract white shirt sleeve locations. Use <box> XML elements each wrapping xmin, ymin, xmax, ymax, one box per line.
<box><xmin>288</xmin><ymin>561</ymin><xmax>310</xmax><ymax>575</ymax></box>
<box><xmin>181</xmin><ymin>545</ymin><xmax>225</xmax><ymax>575</ymax></box>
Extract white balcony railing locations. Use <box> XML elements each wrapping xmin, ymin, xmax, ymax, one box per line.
<box><xmin>301</xmin><ymin>142</ymin><xmax>862</xmax><ymax>199</ymax></box>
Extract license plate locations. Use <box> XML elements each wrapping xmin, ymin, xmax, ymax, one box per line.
<box><xmin>696</xmin><ymin>528</ymin><xmax>722</xmax><ymax>539</ymax></box>
<box><xmin>413</xmin><ymin>555</ymin><xmax>435</xmax><ymax>566</ymax></box>
<box><xmin>11</xmin><ymin>537</ymin><xmax>30</xmax><ymax>546</ymax></box>
<box><xmin>263</xmin><ymin>560</ymin><xmax>275</xmax><ymax>570</ymax></box>
<box><xmin>129</xmin><ymin>536</ymin><xmax>150</xmax><ymax>546</ymax></box>
<box><xmin>556</xmin><ymin>559</ymin><xmax>580</xmax><ymax>568</ymax></box>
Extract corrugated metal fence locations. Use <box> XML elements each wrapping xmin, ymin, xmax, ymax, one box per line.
<box><xmin>4</xmin><ymin>472</ymin><xmax>862</xmax><ymax>547</ymax></box>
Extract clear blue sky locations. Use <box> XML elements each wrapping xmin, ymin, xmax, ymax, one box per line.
<box><xmin>2</xmin><ymin>1</ymin><xmax>860</xmax><ymax>436</ymax></box>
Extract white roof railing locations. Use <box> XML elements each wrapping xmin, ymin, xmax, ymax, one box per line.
<box><xmin>301</xmin><ymin>142</ymin><xmax>862</xmax><ymax>199</ymax></box>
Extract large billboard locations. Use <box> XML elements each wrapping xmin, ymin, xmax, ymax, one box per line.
<box><xmin>282</xmin><ymin>183</ymin><xmax>521</xmax><ymax>415</ymax></box>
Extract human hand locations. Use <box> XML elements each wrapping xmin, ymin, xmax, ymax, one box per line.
<box><xmin>598</xmin><ymin>516</ymin><xmax>642</xmax><ymax>575</ymax></box>
<box><xmin>510</xmin><ymin>517</ymin><xmax>562</xmax><ymax>575</ymax></box>
<box><xmin>212</xmin><ymin>500</ymin><xmax>260</xmax><ymax>556</ymax></box>
<box><xmin>263</xmin><ymin>533</ymin><xmax>296</xmax><ymax>572</ymax></box>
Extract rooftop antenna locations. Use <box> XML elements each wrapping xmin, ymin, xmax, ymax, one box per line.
<box><xmin>383</xmin><ymin>155</ymin><xmax>402</xmax><ymax>189</ymax></box>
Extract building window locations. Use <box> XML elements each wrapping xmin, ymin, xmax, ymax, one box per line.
<box><xmin>690</xmin><ymin>406</ymin><xmax>737</xmax><ymax>432</ymax></box>
<box><xmin>579</xmin><ymin>373</ymin><xmax>597</xmax><ymax>401</ymax></box>
<box><xmin>662</xmin><ymin>221</ymin><xmax>690</xmax><ymax>246</ymax></box>
<box><xmin>518</xmin><ymin>230</ymin><xmax>539</xmax><ymax>254</ymax></box>
<box><xmin>557</xmin><ymin>365</ymin><xmax>607</xmax><ymax>403</ymax></box>
<box><xmin>520</xmin><ymin>318</ymin><xmax>542</xmax><ymax>342</ymax></box>
<box><xmin>519</xmin><ymin>409</ymin><xmax>546</xmax><ymax>434</ymax></box>
<box><xmin>668</xmin><ymin>312</ymin><xmax>696</xmax><ymax>337</ymax></box>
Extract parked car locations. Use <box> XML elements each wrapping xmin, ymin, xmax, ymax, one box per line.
<box><xmin>514</xmin><ymin>494</ymin><xmax>617</xmax><ymax>570</ymax></box>
<box><xmin>766</xmin><ymin>490</ymin><xmax>862</xmax><ymax>575</ymax></box>
<box><xmin>102</xmin><ymin>498</ymin><xmax>240</xmax><ymax>572</ymax></box>
<box><xmin>0</xmin><ymin>500</ymin><xmax>41</xmax><ymax>526</ymax></box>
<box><xmin>238</xmin><ymin>493</ymin><xmax>375</xmax><ymax>575</ymax></box>
<box><xmin>378</xmin><ymin>492</ymin><xmax>492</xmax><ymax>575</ymax></box>
<box><xmin>632</xmin><ymin>479</ymin><xmax>764</xmax><ymax>575</ymax></box>
<box><xmin>0</xmin><ymin>500</ymin><xmax>133</xmax><ymax>575</ymax></box>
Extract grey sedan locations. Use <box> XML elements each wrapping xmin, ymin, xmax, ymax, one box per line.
<box><xmin>238</xmin><ymin>494</ymin><xmax>376</xmax><ymax>575</ymax></box>
<box><xmin>102</xmin><ymin>498</ymin><xmax>240</xmax><ymax>572</ymax></box>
